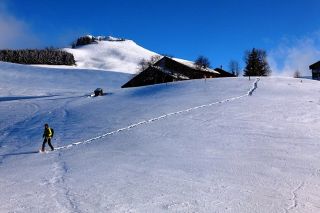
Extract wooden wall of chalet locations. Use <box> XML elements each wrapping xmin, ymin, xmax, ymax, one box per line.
<box><xmin>312</xmin><ymin>70</ymin><xmax>320</xmax><ymax>79</ymax></box>
<box><xmin>309</xmin><ymin>61</ymin><xmax>320</xmax><ymax>80</ymax></box>
<box><xmin>214</xmin><ymin>68</ymin><xmax>235</xmax><ymax>77</ymax></box>
<box><xmin>121</xmin><ymin>66</ymin><xmax>174</xmax><ymax>88</ymax></box>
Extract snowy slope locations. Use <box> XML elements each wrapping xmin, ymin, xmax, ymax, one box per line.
<box><xmin>64</xmin><ymin>39</ymin><xmax>157</xmax><ymax>74</ymax></box>
<box><xmin>1</xmin><ymin>62</ymin><xmax>320</xmax><ymax>212</ymax></box>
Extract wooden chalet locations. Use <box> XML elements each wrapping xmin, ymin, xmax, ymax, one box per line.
<box><xmin>214</xmin><ymin>67</ymin><xmax>236</xmax><ymax>77</ymax></box>
<box><xmin>122</xmin><ymin>56</ymin><xmax>220</xmax><ymax>88</ymax></box>
<box><xmin>309</xmin><ymin>61</ymin><xmax>320</xmax><ymax>80</ymax></box>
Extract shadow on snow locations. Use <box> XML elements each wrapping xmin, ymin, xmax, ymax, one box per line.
<box><xmin>0</xmin><ymin>151</ymin><xmax>39</xmax><ymax>157</ymax></box>
<box><xmin>0</xmin><ymin>95</ymin><xmax>57</xmax><ymax>102</ymax></box>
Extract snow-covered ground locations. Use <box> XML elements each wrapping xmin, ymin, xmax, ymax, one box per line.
<box><xmin>64</xmin><ymin>39</ymin><xmax>157</xmax><ymax>74</ymax></box>
<box><xmin>1</xmin><ymin>62</ymin><xmax>320</xmax><ymax>212</ymax></box>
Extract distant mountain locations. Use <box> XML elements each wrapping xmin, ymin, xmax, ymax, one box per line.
<box><xmin>65</xmin><ymin>35</ymin><xmax>158</xmax><ymax>74</ymax></box>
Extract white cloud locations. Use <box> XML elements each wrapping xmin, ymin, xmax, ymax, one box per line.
<box><xmin>0</xmin><ymin>2</ymin><xmax>40</xmax><ymax>49</ymax></box>
<box><xmin>268</xmin><ymin>32</ymin><xmax>320</xmax><ymax>77</ymax></box>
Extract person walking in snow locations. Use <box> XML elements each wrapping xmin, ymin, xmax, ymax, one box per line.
<box><xmin>41</xmin><ymin>123</ymin><xmax>54</xmax><ymax>152</ymax></box>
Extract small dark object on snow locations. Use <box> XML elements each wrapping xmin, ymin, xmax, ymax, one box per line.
<box><xmin>94</xmin><ymin>88</ymin><xmax>104</xmax><ymax>96</ymax></box>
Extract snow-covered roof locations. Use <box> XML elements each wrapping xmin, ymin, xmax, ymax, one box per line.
<box><xmin>173</xmin><ymin>57</ymin><xmax>220</xmax><ymax>74</ymax></box>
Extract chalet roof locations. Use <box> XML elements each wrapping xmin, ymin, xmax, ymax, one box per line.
<box><xmin>309</xmin><ymin>61</ymin><xmax>320</xmax><ymax>70</ymax></box>
<box><xmin>156</xmin><ymin>57</ymin><xmax>221</xmax><ymax>77</ymax></box>
<box><xmin>214</xmin><ymin>68</ymin><xmax>235</xmax><ymax>77</ymax></box>
<box><xmin>172</xmin><ymin>58</ymin><xmax>220</xmax><ymax>74</ymax></box>
<box><xmin>121</xmin><ymin>56</ymin><xmax>220</xmax><ymax>88</ymax></box>
<box><xmin>152</xmin><ymin>65</ymin><xmax>190</xmax><ymax>80</ymax></box>
<box><xmin>121</xmin><ymin>65</ymin><xmax>176</xmax><ymax>88</ymax></box>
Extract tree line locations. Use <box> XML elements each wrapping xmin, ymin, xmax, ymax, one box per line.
<box><xmin>72</xmin><ymin>36</ymin><xmax>95</xmax><ymax>48</ymax></box>
<box><xmin>0</xmin><ymin>48</ymin><xmax>75</xmax><ymax>65</ymax></box>
<box><xmin>194</xmin><ymin>48</ymin><xmax>271</xmax><ymax>76</ymax></box>
<box><xmin>72</xmin><ymin>35</ymin><xmax>126</xmax><ymax>48</ymax></box>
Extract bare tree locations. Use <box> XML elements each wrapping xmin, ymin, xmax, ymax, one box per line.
<box><xmin>137</xmin><ymin>55</ymin><xmax>162</xmax><ymax>73</ymax></box>
<box><xmin>293</xmin><ymin>70</ymin><xmax>301</xmax><ymax>78</ymax></box>
<box><xmin>195</xmin><ymin>56</ymin><xmax>210</xmax><ymax>70</ymax></box>
<box><xmin>229</xmin><ymin>60</ymin><xmax>240</xmax><ymax>76</ymax></box>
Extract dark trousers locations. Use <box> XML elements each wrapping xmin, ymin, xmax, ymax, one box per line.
<box><xmin>42</xmin><ymin>137</ymin><xmax>54</xmax><ymax>151</ymax></box>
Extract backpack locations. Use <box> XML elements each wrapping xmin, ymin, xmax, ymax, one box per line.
<box><xmin>50</xmin><ymin>128</ymin><xmax>54</xmax><ymax>137</ymax></box>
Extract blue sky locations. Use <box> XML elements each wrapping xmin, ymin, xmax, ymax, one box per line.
<box><xmin>1</xmin><ymin>0</ymin><xmax>320</xmax><ymax>75</ymax></box>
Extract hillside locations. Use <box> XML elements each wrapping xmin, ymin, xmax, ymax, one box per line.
<box><xmin>65</xmin><ymin>36</ymin><xmax>157</xmax><ymax>73</ymax></box>
<box><xmin>1</xmin><ymin>62</ymin><xmax>320</xmax><ymax>212</ymax></box>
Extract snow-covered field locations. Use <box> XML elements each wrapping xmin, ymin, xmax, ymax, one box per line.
<box><xmin>1</xmin><ymin>62</ymin><xmax>320</xmax><ymax>212</ymax></box>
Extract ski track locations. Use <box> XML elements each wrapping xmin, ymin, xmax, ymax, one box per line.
<box><xmin>284</xmin><ymin>182</ymin><xmax>304</xmax><ymax>212</ymax></box>
<box><xmin>54</xmin><ymin>78</ymin><xmax>260</xmax><ymax>151</ymax></box>
<box><xmin>42</xmin><ymin>104</ymin><xmax>81</xmax><ymax>212</ymax></box>
<box><xmin>0</xmin><ymin>102</ymin><xmax>41</xmax><ymax>165</ymax></box>
<box><xmin>48</xmin><ymin>156</ymin><xmax>81</xmax><ymax>213</ymax></box>
<box><xmin>52</xmin><ymin>108</ymin><xmax>81</xmax><ymax>212</ymax></box>
<box><xmin>0</xmin><ymin>102</ymin><xmax>40</xmax><ymax>144</ymax></box>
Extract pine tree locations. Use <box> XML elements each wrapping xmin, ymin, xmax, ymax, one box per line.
<box><xmin>243</xmin><ymin>48</ymin><xmax>271</xmax><ymax>76</ymax></box>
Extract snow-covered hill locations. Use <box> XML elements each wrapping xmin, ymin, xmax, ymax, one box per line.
<box><xmin>1</xmin><ymin>62</ymin><xmax>320</xmax><ymax>212</ymax></box>
<box><xmin>64</xmin><ymin>36</ymin><xmax>157</xmax><ymax>73</ymax></box>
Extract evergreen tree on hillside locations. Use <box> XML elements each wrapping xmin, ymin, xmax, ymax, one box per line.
<box><xmin>0</xmin><ymin>49</ymin><xmax>75</xmax><ymax>65</ymax></box>
<box><xmin>72</xmin><ymin>36</ymin><xmax>95</xmax><ymax>48</ymax></box>
<box><xmin>243</xmin><ymin>48</ymin><xmax>271</xmax><ymax>76</ymax></box>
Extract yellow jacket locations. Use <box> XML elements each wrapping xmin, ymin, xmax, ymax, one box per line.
<box><xmin>43</xmin><ymin>127</ymin><xmax>52</xmax><ymax>138</ymax></box>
